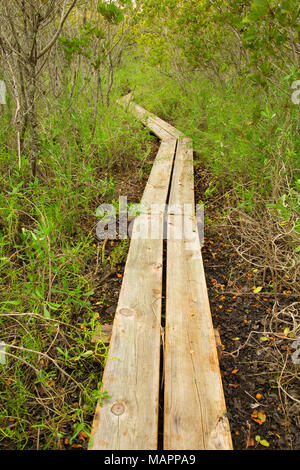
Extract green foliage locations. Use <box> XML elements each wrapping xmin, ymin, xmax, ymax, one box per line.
<box><xmin>0</xmin><ymin>0</ymin><xmax>299</xmax><ymax>449</ymax></box>
<box><xmin>59</xmin><ymin>22</ymin><xmax>105</xmax><ymax>62</ymax></box>
<box><xmin>248</xmin><ymin>0</ymin><xmax>270</xmax><ymax>21</ymax></box>
<box><xmin>59</xmin><ymin>35</ymin><xmax>91</xmax><ymax>61</ymax></box>
<box><xmin>121</xmin><ymin>52</ymin><xmax>299</xmax><ymax>232</ymax></box>
<box><xmin>97</xmin><ymin>1</ymin><xmax>124</xmax><ymax>25</ymax></box>
<box><xmin>137</xmin><ymin>0</ymin><xmax>299</xmax><ymax>89</ymax></box>
<box><xmin>110</xmin><ymin>239</ymin><xmax>129</xmax><ymax>268</ymax></box>
<box><xmin>0</xmin><ymin>68</ymin><xmax>154</xmax><ymax>449</ymax></box>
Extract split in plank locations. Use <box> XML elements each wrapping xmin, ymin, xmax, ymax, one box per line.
<box><xmin>90</xmin><ymin>94</ymin><xmax>232</xmax><ymax>450</ymax></box>
<box><xmin>164</xmin><ymin>138</ymin><xmax>232</xmax><ymax>450</ymax></box>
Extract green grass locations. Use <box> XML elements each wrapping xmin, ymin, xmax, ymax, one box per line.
<box><xmin>0</xmin><ymin>49</ymin><xmax>299</xmax><ymax>449</ymax></box>
<box><xmin>121</xmin><ymin>55</ymin><xmax>299</xmax><ymax>202</ymax></box>
<box><xmin>0</xmin><ymin>74</ymin><xmax>154</xmax><ymax>449</ymax></box>
<box><xmin>118</xmin><ymin>55</ymin><xmax>299</xmax><ymax>289</ymax></box>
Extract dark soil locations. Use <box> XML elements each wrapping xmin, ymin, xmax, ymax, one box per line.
<box><xmin>87</xmin><ymin>138</ymin><xmax>160</xmax><ymax>325</ymax></box>
<box><xmin>193</xmin><ymin>161</ymin><xmax>300</xmax><ymax>450</ymax></box>
<box><xmin>67</xmin><ymin>140</ymin><xmax>299</xmax><ymax>451</ymax></box>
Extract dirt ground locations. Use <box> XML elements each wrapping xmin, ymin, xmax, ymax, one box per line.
<box><xmin>71</xmin><ymin>143</ymin><xmax>299</xmax><ymax>451</ymax></box>
<box><xmin>194</xmin><ymin>162</ymin><xmax>299</xmax><ymax>450</ymax></box>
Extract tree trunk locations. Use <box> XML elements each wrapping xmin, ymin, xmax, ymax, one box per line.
<box><xmin>28</xmin><ymin>63</ymin><xmax>39</xmax><ymax>178</ymax></box>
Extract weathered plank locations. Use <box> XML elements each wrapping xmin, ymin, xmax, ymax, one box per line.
<box><xmin>119</xmin><ymin>93</ymin><xmax>183</xmax><ymax>140</ymax></box>
<box><xmin>90</xmin><ymin>96</ymin><xmax>232</xmax><ymax>450</ymax></box>
<box><xmin>133</xmin><ymin>103</ymin><xmax>184</xmax><ymax>140</ymax></box>
<box><xmin>89</xmin><ymin>137</ymin><xmax>177</xmax><ymax>450</ymax></box>
<box><xmin>164</xmin><ymin>139</ymin><xmax>233</xmax><ymax>450</ymax></box>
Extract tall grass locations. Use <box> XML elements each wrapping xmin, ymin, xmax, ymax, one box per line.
<box><xmin>119</xmin><ymin>55</ymin><xmax>299</xmax><ymax>291</ymax></box>
<box><xmin>0</xmin><ymin>73</ymin><xmax>154</xmax><ymax>449</ymax></box>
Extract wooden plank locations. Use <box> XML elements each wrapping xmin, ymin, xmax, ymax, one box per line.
<box><xmin>134</xmin><ymin>103</ymin><xmax>185</xmax><ymax>140</ymax></box>
<box><xmin>119</xmin><ymin>94</ymin><xmax>184</xmax><ymax>140</ymax></box>
<box><xmin>89</xmin><ymin>137</ymin><xmax>177</xmax><ymax>450</ymax></box>
<box><xmin>164</xmin><ymin>139</ymin><xmax>232</xmax><ymax>450</ymax></box>
<box><xmin>130</xmin><ymin>105</ymin><xmax>175</xmax><ymax>141</ymax></box>
<box><xmin>142</xmin><ymin>140</ymin><xmax>176</xmax><ymax>207</ymax></box>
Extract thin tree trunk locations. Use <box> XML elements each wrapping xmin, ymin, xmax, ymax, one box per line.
<box><xmin>92</xmin><ymin>70</ymin><xmax>101</xmax><ymax>138</ymax></box>
<box><xmin>28</xmin><ymin>63</ymin><xmax>39</xmax><ymax>178</ymax></box>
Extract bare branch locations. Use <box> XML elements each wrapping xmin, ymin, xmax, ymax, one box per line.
<box><xmin>37</xmin><ymin>0</ymin><xmax>77</xmax><ymax>59</ymax></box>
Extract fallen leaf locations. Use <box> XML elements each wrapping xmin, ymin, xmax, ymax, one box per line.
<box><xmin>229</xmin><ymin>383</ymin><xmax>239</xmax><ymax>389</ymax></box>
<box><xmin>255</xmin><ymin>435</ymin><xmax>269</xmax><ymax>447</ymax></box>
<box><xmin>251</xmin><ymin>409</ymin><xmax>266</xmax><ymax>425</ymax></box>
<box><xmin>253</xmin><ymin>286</ymin><xmax>262</xmax><ymax>294</ymax></box>
<box><xmin>259</xmin><ymin>439</ymin><xmax>269</xmax><ymax>447</ymax></box>
<box><xmin>258</xmin><ymin>410</ymin><xmax>266</xmax><ymax>423</ymax></box>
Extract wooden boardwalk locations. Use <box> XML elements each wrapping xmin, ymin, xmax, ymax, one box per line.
<box><xmin>89</xmin><ymin>94</ymin><xmax>232</xmax><ymax>450</ymax></box>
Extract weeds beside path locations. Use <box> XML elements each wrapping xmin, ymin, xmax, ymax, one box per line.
<box><xmin>0</xmin><ymin>101</ymin><xmax>158</xmax><ymax>450</ymax></box>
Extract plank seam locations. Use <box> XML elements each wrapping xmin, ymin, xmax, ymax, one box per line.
<box><xmin>89</xmin><ymin>99</ymin><xmax>177</xmax><ymax>450</ymax></box>
<box><xmin>90</xmin><ymin>94</ymin><xmax>232</xmax><ymax>451</ymax></box>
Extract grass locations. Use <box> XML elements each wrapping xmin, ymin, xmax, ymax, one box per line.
<box><xmin>120</xmin><ymin>55</ymin><xmax>299</xmax><ymax>291</ymax></box>
<box><xmin>122</xmin><ymin>56</ymin><xmax>299</xmax><ymax>197</ymax></box>
<box><xmin>0</xmin><ymin>74</ymin><xmax>155</xmax><ymax>449</ymax></box>
<box><xmin>0</xmin><ymin>50</ymin><xmax>299</xmax><ymax>449</ymax></box>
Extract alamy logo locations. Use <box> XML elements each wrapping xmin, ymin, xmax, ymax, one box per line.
<box><xmin>291</xmin><ymin>80</ymin><xmax>300</xmax><ymax>105</ymax></box>
<box><xmin>0</xmin><ymin>80</ymin><xmax>6</xmax><ymax>105</ymax></box>
<box><xmin>95</xmin><ymin>197</ymin><xmax>204</xmax><ymax>250</ymax></box>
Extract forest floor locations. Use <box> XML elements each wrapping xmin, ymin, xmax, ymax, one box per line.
<box><xmin>194</xmin><ymin>161</ymin><xmax>299</xmax><ymax>450</ymax></box>
<box><xmin>52</xmin><ymin>139</ymin><xmax>159</xmax><ymax>451</ymax></box>
<box><xmin>50</xmin><ymin>138</ymin><xmax>298</xmax><ymax>451</ymax></box>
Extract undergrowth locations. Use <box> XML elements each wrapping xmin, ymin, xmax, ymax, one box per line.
<box><xmin>120</xmin><ymin>56</ymin><xmax>299</xmax><ymax>293</ymax></box>
<box><xmin>0</xmin><ymin>76</ymin><xmax>154</xmax><ymax>449</ymax></box>
<box><xmin>0</xmin><ymin>48</ymin><xmax>299</xmax><ymax>451</ymax></box>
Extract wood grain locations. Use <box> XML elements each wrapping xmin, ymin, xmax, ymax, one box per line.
<box><xmin>90</xmin><ymin>96</ymin><xmax>232</xmax><ymax>450</ymax></box>
<box><xmin>119</xmin><ymin>93</ymin><xmax>183</xmax><ymax>140</ymax></box>
<box><xmin>164</xmin><ymin>139</ymin><xmax>232</xmax><ymax>450</ymax></box>
<box><xmin>89</xmin><ymin>136</ymin><xmax>176</xmax><ymax>450</ymax></box>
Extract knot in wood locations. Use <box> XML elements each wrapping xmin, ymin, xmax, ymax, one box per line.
<box><xmin>118</xmin><ymin>307</ymin><xmax>135</xmax><ymax>317</ymax></box>
<box><xmin>111</xmin><ymin>401</ymin><xmax>125</xmax><ymax>416</ymax></box>
<box><xmin>154</xmin><ymin>263</ymin><xmax>162</xmax><ymax>270</ymax></box>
